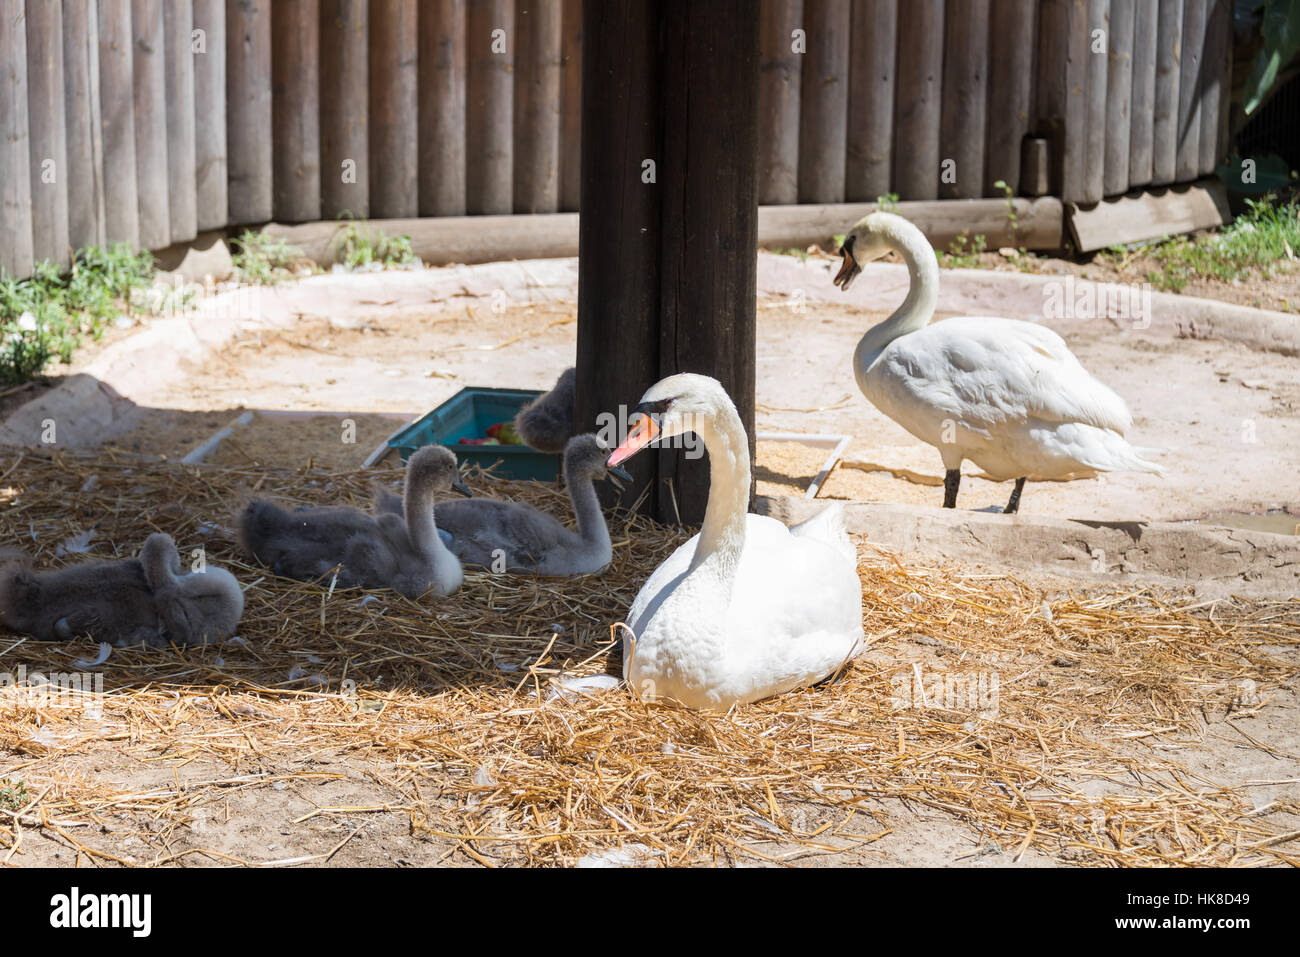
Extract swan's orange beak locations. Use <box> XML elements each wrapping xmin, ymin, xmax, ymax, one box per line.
<box><xmin>833</xmin><ymin>244</ymin><xmax>860</xmax><ymax>290</ymax></box>
<box><xmin>608</xmin><ymin>413</ymin><xmax>660</xmax><ymax>467</ymax></box>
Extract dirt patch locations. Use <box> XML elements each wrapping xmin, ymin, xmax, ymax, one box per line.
<box><xmin>0</xmin><ymin>451</ymin><xmax>1295</xmax><ymax>868</ymax></box>
<box><xmin>203</xmin><ymin>413</ymin><xmax>408</xmax><ymax>470</ymax></box>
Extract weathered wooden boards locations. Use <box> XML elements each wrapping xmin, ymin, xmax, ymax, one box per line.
<box><xmin>193</xmin><ymin>0</ymin><xmax>227</xmax><ymax>230</ymax></box>
<box><xmin>466</xmin><ymin>0</ymin><xmax>514</xmax><ymax>214</ymax></box>
<box><xmin>63</xmin><ymin>0</ymin><xmax>106</xmax><ymax>252</ymax></box>
<box><xmin>797</xmin><ymin>0</ymin><xmax>850</xmax><ymax>203</ymax></box>
<box><xmin>369</xmin><ymin>0</ymin><xmax>417</xmax><ymax>218</ymax></box>
<box><xmin>846</xmin><ymin>0</ymin><xmax>896</xmax><ymax>201</ymax></box>
<box><xmin>419</xmin><ymin>0</ymin><xmax>464</xmax><ymax>216</ymax></box>
<box><xmin>986</xmin><ymin>0</ymin><xmax>1035</xmax><ymax>197</ymax></box>
<box><xmin>226</xmin><ymin>0</ymin><xmax>272</xmax><ymax>225</ymax></box>
<box><xmin>0</xmin><ymin>0</ymin><xmax>34</xmax><ymax>276</ymax></box>
<box><xmin>320</xmin><ymin>0</ymin><xmax>368</xmax><ymax>219</ymax></box>
<box><xmin>513</xmin><ymin>0</ymin><xmax>562</xmax><ymax>213</ymax></box>
<box><xmin>1067</xmin><ymin>177</ymin><xmax>1230</xmax><ymax>251</ymax></box>
<box><xmin>264</xmin><ymin>196</ymin><xmax>1068</xmax><ymax>266</ymax></box>
<box><xmin>576</xmin><ymin>0</ymin><xmax>760</xmax><ymax>524</ymax></box>
<box><xmin>163</xmin><ymin>0</ymin><xmax>197</xmax><ymax>243</ymax></box>
<box><xmin>0</xmin><ymin>0</ymin><xmax>1240</xmax><ymax>278</ymax></box>
<box><xmin>26</xmin><ymin>0</ymin><xmax>69</xmax><ymax>265</ymax></box>
<box><xmin>272</xmin><ymin>0</ymin><xmax>320</xmax><ymax>223</ymax></box>
<box><xmin>893</xmin><ymin>0</ymin><xmax>943</xmax><ymax>200</ymax></box>
<box><xmin>759</xmin><ymin>0</ymin><xmax>803</xmax><ymax>205</ymax></box>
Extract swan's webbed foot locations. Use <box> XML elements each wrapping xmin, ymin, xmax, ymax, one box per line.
<box><xmin>943</xmin><ymin>469</ymin><xmax>961</xmax><ymax>508</ymax></box>
<box><xmin>1003</xmin><ymin>477</ymin><xmax>1026</xmax><ymax>514</ymax></box>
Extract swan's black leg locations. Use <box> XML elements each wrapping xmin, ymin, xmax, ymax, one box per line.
<box><xmin>943</xmin><ymin>469</ymin><xmax>961</xmax><ymax>508</ymax></box>
<box><xmin>1004</xmin><ymin>477</ymin><xmax>1026</xmax><ymax>514</ymax></box>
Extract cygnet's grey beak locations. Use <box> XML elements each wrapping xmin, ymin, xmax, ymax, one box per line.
<box><xmin>451</xmin><ymin>477</ymin><xmax>473</xmax><ymax>498</ymax></box>
<box><xmin>606</xmin><ymin>465</ymin><xmax>633</xmax><ymax>491</ymax></box>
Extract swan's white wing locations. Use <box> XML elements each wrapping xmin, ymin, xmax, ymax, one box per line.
<box><xmin>884</xmin><ymin>317</ymin><xmax>1134</xmax><ymax>435</ymax></box>
<box><xmin>625</xmin><ymin>534</ymin><xmax>697</xmax><ymax>637</ymax></box>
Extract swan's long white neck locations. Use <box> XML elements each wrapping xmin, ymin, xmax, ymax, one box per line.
<box><xmin>689</xmin><ymin>395</ymin><xmax>751</xmax><ymax>584</ymax></box>
<box><xmin>853</xmin><ymin>218</ymin><xmax>940</xmax><ymax>386</ymax></box>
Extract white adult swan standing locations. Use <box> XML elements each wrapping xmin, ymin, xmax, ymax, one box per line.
<box><xmin>607</xmin><ymin>373</ymin><xmax>863</xmax><ymax>710</ymax></box>
<box><xmin>833</xmin><ymin>211</ymin><xmax>1163</xmax><ymax>512</ymax></box>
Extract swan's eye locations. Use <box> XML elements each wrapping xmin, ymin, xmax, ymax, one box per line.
<box><xmin>635</xmin><ymin>398</ymin><xmax>674</xmax><ymax>416</ymax></box>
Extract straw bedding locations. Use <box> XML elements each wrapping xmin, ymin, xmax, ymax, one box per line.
<box><xmin>0</xmin><ymin>448</ymin><xmax>1296</xmax><ymax>866</ymax></box>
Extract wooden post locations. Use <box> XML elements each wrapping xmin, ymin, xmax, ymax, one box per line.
<box><xmin>576</xmin><ymin>0</ymin><xmax>759</xmax><ymax>524</ymax></box>
<box><xmin>466</xmin><ymin>0</ymin><xmax>514</xmax><ymax>214</ymax></box>
<box><xmin>797</xmin><ymin>0</ymin><xmax>851</xmax><ymax>204</ymax></box>
<box><xmin>939</xmin><ymin>0</ymin><xmax>990</xmax><ymax>200</ymax></box>
<box><xmin>0</xmin><ymin>0</ymin><xmax>34</xmax><ymax>277</ymax></box>
<box><xmin>985</xmin><ymin>0</ymin><xmax>1034</xmax><ymax>197</ymax></box>
<box><xmin>227</xmin><ymin>0</ymin><xmax>272</xmax><ymax>225</ymax></box>
<box><xmin>514</xmin><ymin>0</ymin><xmax>563</xmax><ymax>213</ymax></box>
<box><xmin>893</xmin><ymin>0</ymin><xmax>943</xmax><ymax>200</ymax></box>
<box><xmin>558</xmin><ymin>0</ymin><xmax>582</xmax><ymax>212</ymax></box>
<box><xmin>192</xmin><ymin>0</ymin><xmax>227</xmax><ymax>231</ymax></box>
<box><xmin>1152</xmin><ymin>0</ymin><xmax>1182</xmax><ymax>186</ymax></box>
<box><xmin>1103</xmin><ymin>0</ymin><xmax>1134</xmax><ymax>197</ymax></box>
<box><xmin>272</xmin><ymin>0</ymin><xmax>321</xmax><ymax>223</ymax></box>
<box><xmin>1054</xmin><ymin>0</ymin><xmax>1096</xmax><ymax>205</ymax></box>
<box><xmin>1198</xmin><ymin>0</ymin><xmax>1228</xmax><ymax>176</ymax></box>
<box><xmin>575</xmin><ymin>0</ymin><xmax>661</xmax><ymax>508</ymax></box>
<box><xmin>62</xmin><ymin>0</ymin><xmax>106</xmax><ymax>252</ymax></box>
<box><xmin>758</xmin><ymin>0</ymin><xmax>803</xmax><ymax>205</ymax></box>
<box><xmin>1080</xmin><ymin>0</ymin><xmax>1109</xmax><ymax>205</ymax></box>
<box><xmin>657</xmin><ymin>0</ymin><xmax>760</xmax><ymax>524</ymax></box>
<box><xmin>846</xmin><ymin>0</ymin><xmax>896</xmax><ymax>202</ymax></box>
<box><xmin>1127</xmin><ymin>0</ymin><xmax>1157</xmax><ymax>188</ymax></box>
<box><xmin>1176</xmin><ymin>0</ymin><xmax>1206</xmax><ymax>182</ymax></box>
<box><xmin>98</xmin><ymin>0</ymin><xmax>140</xmax><ymax>245</ymax></box>
<box><xmin>163</xmin><ymin>0</ymin><xmax>197</xmax><ymax>243</ymax></box>
<box><xmin>369</xmin><ymin>0</ymin><xmax>418</xmax><ymax>218</ymax></box>
<box><xmin>321</xmin><ymin>0</ymin><xmax>368</xmax><ymax>219</ymax></box>
<box><xmin>132</xmin><ymin>0</ymin><xmax>171</xmax><ymax>250</ymax></box>
<box><xmin>25</xmin><ymin>0</ymin><xmax>70</xmax><ymax>266</ymax></box>
<box><xmin>419</xmin><ymin>0</ymin><xmax>465</xmax><ymax>216</ymax></box>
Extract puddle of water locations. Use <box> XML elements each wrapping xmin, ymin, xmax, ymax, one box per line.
<box><xmin>1194</xmin><ymin>510</ymin><xmax>1298</xmax><ymax>536</ymax></box>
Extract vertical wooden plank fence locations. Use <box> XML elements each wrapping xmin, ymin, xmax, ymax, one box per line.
<box><xmin>0</xmin><ymin>0</ymin><xmax>1240</xmax><ymax>278</ymax></box>
<box><xmin>272</xmin><ymin>0</ymin><xmax>320</xmax><ymax>223</ymax></box>
<box><xmin>62</xmin><ymin>0</ymin><xmax>106</xmax><ymax>252</ymax></box>
<box><xmin>419</xmin><ymin>0</ymin><xmax>464</xmax><ymax>216</ymax></box>
<box><xmin>193</xmin><ymin>0</ymin><xmax>227</xmax><ymax>230</ymax></box>
<box><xmin>796</xmin><ymin>0</ymin><xmax>850</xmax><ymax>204</ymax></box>
<box><xmin>25</xmin><ymin>0</ymin><xmax>69</xmax><ymax>266</ymax></box>
<box><xmin>319</xmin><ymin>0</ymin><xmax>367</xmax><ymax>219</ymax></box>
<box><xmin>513</xmin><ymin>0</ymin><xmax>562</xmax><ymax>214</ymax></box>
<box><xmin>985</xmin><ymin>0</ymin><xmax>1035</xmax><ymax>197</ymax></box>
<box><xmin>164</xmin><ymin>0</ymin><xmax>197</xmax><ymax>244</ymax></box>
<box><xmin>893</xmin><ymin>0</ymin><xmax>944</xmax><ymax>201</ymax></box>
<box><xmin>939</xmin><ymin>0</ymin><xmax>990</xmax><ymax>200</ymax></box>
<box><xmin>132</xmin><ymin>0</ymin><xmax>171</xmax><ymax>250</ymax></box>
<box><xmin>757</xmin><ymin>0</ymin><xmax>803</xmax><ymax>205</ymax></box>
<box><xmin>466</xmin><ymin>0</ymin><xmax>514</xmax><ymax>214</ymax></box>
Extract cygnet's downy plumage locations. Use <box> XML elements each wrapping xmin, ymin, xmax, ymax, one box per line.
<box><xmin>379</xmin><ymin>434</ymin><xmax>629</xmax><ymax>577</ymax></box>
<box><xmin>239</xmin><ymin>445</ymin><xmax>470</xmax><ymax>598</ymax></box>
<box><xmin>0</xmin><ymin>533</ymin><xmax>244</xmax><ymax>646</ymax></box>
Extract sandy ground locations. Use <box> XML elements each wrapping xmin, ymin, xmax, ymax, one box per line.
<box><xmin>1</xmin><ymin>258</ymin><xmax>1297</xmax><ymax>868</ymax></box>
<box><xmin>34</xmin><ymin>258</ymin><xmax>1295</xmax><ymax>527</ymax></box>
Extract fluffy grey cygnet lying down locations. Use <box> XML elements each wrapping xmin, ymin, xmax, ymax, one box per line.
<box><xmin>376</xmin><ymin>434</ymin><xmax>631</xmax><ymax>577</ymax></box>
<box><xmin>514</xmin><ymin>367</ymin><xmax>575</xmax><ymax>453</ymax></box>
<box><xmin>0</xmin><ymin>532</ymin><xmax>245</xmax><ymax>647</ymax></box>
<box><xmin>239</xmin><ymin>445</ymin><xmax>471</xmax><ymax>598</ymax></box>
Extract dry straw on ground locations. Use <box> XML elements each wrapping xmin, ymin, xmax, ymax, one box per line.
<box><xmin>0</xmin><ymin>448</ymin><xmax>1296</xmax><ymax>867</ymax></box>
